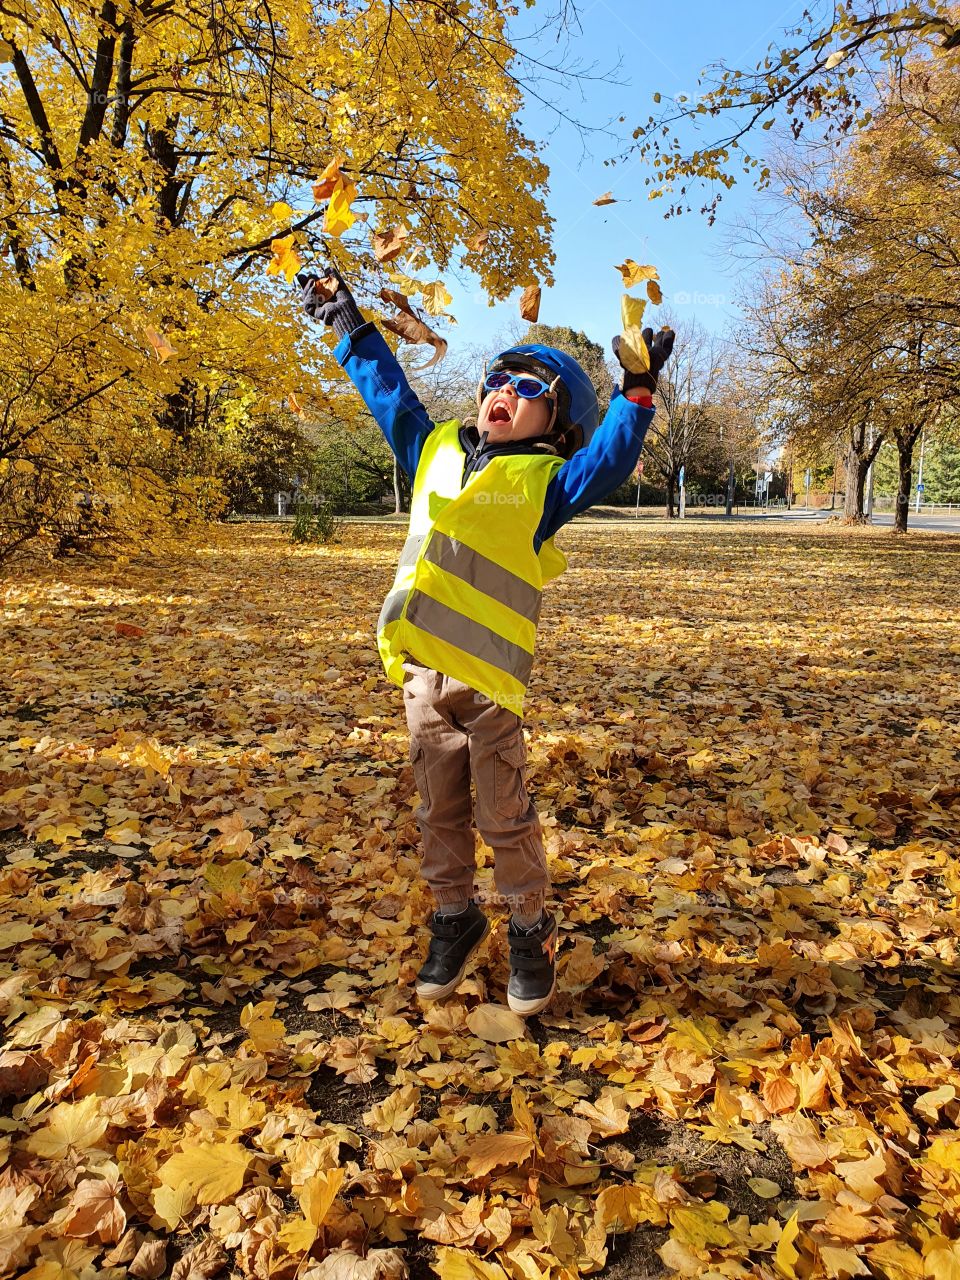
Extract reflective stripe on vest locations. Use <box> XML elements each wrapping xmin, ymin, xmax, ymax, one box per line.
<box><xmin>421</xmin><ymin>531</ymin><xmax>542</xmax><ymax>624</ymax></box>
<box><xmin>404</xmin><ymin>589</ymin><xmax>534</xmax><ymax>687</ymax></box>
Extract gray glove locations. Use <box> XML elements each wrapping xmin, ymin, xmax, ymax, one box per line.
<box><xmin>297</xmin><ymin>268</ymin><xmax>365</xmax><ymax>340</ymax></box>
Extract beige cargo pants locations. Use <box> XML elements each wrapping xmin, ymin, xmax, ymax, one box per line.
<box><xmin>402</xmin><ymin>659</ymin><xmax>549</xmax><ymax>917</ymax></box>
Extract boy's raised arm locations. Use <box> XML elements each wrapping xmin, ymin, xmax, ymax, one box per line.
<box><xmin>537</xmin><ymin>327</ymin><xmax>675</xmax><ymax>545</ymax></box>
<box><xmin>298</xmin><ymin>269</ymin><xmax>436</xmax><ymax>481</ymax></box>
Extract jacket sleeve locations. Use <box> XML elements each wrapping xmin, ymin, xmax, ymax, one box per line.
<box><xmin>534</xmin><ymin>388</ymin><xmax>656</xmax><ymax>549</ymax></box>
<box><xmin>334</xmin><ymin>321</ymin><xmax>436</xmax><ymax>481</ymax></box>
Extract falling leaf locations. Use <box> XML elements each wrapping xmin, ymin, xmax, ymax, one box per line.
<box><xmin>615</xmin><ymin>259</ymin><xmax>658</xmax><ymax>288</ymax></box>
<box><xmin>824</xmin><ymin>50</ymin><xmax>846</xmax><ymax>69</ymax></box>
<box><xmin>144</xmin><ymin>326</ymin><xmax>178</xmax><ymax>364</ymax></box>
<box><xmin>646</xmin><ymin>279</ymin><xmax>663</xmax><ymax>305</ymax></box>
<box><xmin>593</xmin><ymin>191</ymin><xmax>617</xmax><ymax>205</ymax></box>
<box><xmin>466</xmin><ymin>230</ymin><xmax>490</xmax><ymax>253</ymax></box>
<box><xmin>371</xmin><ymin>224</ymin><xmax>409</xmax><ymax>264</ymax></box>
<box><xmin>519</xmin><ymin>284</ymin><xmax>541</xmax><ymax>322</ymax></box>
<box><xmin>288</xmin><ymin>392</ymin><xmax>305</xmax><ymax>419</ymax></box>
<box><xmin>272</xmin><ymin>200</ymin><xmax>294</xmax><ymax>222</ymax></box>
<box><xmin>266</xmin><ymin>234</ymin><xmax>302</xmax><ymax>283</ymax></box>
<box><xmin>419</xmin><ymin>280</ymin><xmax>452</xmax><ymax>316</ymax></box>
<box><xmin>324</xmin><ymin>179</ymin><xmax>358</xmax><ymax>238</ymax></box>
<box><xmin>618</xmin><ymin>293</ymin><xmax>650</xmax><ymax>374</ymax></box>
<box><xmin>379</xmin><ymin>287</ymin><xmax>447</xmax><ymax>370</ymax></box>
<box><xmin>312</xmin><ymin>156</ymin><xmax>345</xmax><ymax>201</ymax></box>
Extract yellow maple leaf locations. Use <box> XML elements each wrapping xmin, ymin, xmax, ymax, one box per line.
<box><xmin>669</xmin><ymin>1201</ymin><xmax>734</xmax><ymax>1250</ymax></box>
<box><xmin>615</xmin><ymin>259</ymin><xmax>658</xmax><ymax>288</ymax></box>
<box><xmin>595</xmin><ymin>1183</ymin><xmax>665</xmax><ymax>1232</ymax></box>
<box><xmin>618</xmin><ymin>294</ymin><xmax>650</xmax><ymax>374</ymax></box>
<box><xmin>279</xmin><ymin>1168</ymin><xmax>345</xmax><ymax>1254</ymax></box>
<box><xmin>266</xmin><ymin>234</ymin><xmax>302</xmax><ymax>283</ymax></box>
<box><xmin>272</xmin><ymin>200</ymin><xmax>294</xmax><ymax>221</ymax></box>
<box><xmin>433</xmin><ymin>1247</ymin><xmax>510</xmax><ymax>1280</ymax></box>
<box><xmin>24</xmin><ymin>1096</ymin><xmax>108</xmax><ymax>1160</ymax></box>
<box><xmin>152</xmin><ymin>1181</ymin><xmax>196</xmax><ymax>1231</ymax></box>
<box><xmin>157</xmin><ymin>1141</ymin><xmax>252</xmax><ymax>1207</ymax></box>
<box><xmin>419</xmin><ymin>280</ymin><xmax>452</xmax><ymax>316</ymax></box>
<box><xmin>324</xmin><ymin>178</ymin><xmax>358</xmax><ymax>237</ymax></box>
<box><xmin>239</xmin><ymin>999</ymin><xmax>286</xmax><ymax>1053</ymax></box>
<box><xmin>465</xmin><ymin>1004</ymin><xmax>526</xmax><ymax>1043</ymax></box>
<box><xmin>462</xmin><ymin>1132</ymin><xmax>534</xmax><ymax>1176</ymax></box>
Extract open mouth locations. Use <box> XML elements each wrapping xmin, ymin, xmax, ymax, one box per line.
<box><xmin>488</xmin><ymin>399</ymin><xmax>513</xmax><ymax>425</ymax></box>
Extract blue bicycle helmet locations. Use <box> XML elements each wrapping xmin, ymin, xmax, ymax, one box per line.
<box><xmin>481</xmin><ymin>343</ymin><xmax>600</xmax><ymax>454</ymax></box>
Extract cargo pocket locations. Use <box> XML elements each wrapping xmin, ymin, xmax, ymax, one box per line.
<box><xmin>410</xmin><ymin>741</ymin><xmax>432</xmax><ymax>809</ymax></box>
<box><xmin>494</xmin><ymin>732</ymin><xmax>529</xmax><ymax>819</ymax></box>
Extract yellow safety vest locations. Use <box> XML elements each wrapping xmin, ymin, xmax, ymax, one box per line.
<box><xmin>377</xmin><ymin>419</ymin><xmax>568</xmax><ymax>712</ymax></box>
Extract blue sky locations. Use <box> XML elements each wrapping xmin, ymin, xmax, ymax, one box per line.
<box><xmin>442</xmin><ymin>0</ymin><xmax>809</xmax><ymax>358</ymax></box>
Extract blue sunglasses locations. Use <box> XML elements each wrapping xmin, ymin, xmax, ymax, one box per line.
<box><xmin>483</xmin><ymin>369</ymin><xmax>554</xmax><ymax>400</ymax></box>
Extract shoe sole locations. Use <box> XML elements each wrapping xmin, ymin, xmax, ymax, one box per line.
<box><xmin>415</xmin><ymin>919</ymin><xmax>491</xmax><ymax>1001</ymax></box>
<box><xmin>507</xmin><ymin>974</ymin><xmax>557</xmax><ymax>1017</ymax></box>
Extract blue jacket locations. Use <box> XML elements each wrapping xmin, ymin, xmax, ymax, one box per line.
<box><xmin>334</xmin><ymin>322</ymin><xmax>655</xmax><ymax>551</ymax></box>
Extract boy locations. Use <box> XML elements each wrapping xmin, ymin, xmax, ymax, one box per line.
<box><xmin>300</xmin><ymin>269</ymin><xmax>674</xmax><ymax>1015</ymax></box>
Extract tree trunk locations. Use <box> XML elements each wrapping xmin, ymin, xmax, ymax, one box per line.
<box><xmin>725</xmin><ymin>459</ymin><xmax>734</xmax><ymax>517</ymax></box>
<box><xmin>665</xmin><ymin>477</ymin><xmax>676</xmax><ymax>518</ymax></box>
<box><xmin>894</xmin><ymin>438</ymin><xmax>914</xmax><ymax>534</ymax></box>
<box><xmin>843</xmin><ymin>449</ymin><xmax>868</xmax><ymax>520</ymax></box>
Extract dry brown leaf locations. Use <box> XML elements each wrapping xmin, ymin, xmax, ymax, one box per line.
<box><xmin>371</xmin><ymin>225</ymin><xmax>410</xmax><ymax>264</ymax></box>
<box><xmin>463</xmin><ymin>1132</ymin><xmax>534</xmax><ymax>1175</ymax></box>
<box><xmin>519</xmin><ymin>284</ymin><xmax>541</xmax><ymax>322</ymax></box>
<box><xmin>465</xmin><ymin>1004</ymin><xmax>526</xmax><ymax>1043</ymax></box>
<box><xmin>593</xmin><ymin>191</ymin><xmax>617</xmax><ymax>205</ymax></box>
<box><xmin>379</xmin><ymin>287</ymin><xmax>447</xmax><ymax>370</ymax></box>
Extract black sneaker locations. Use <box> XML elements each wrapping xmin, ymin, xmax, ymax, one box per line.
<box><xmin>507</xmin><ymin>911</ymin><xmax>558</xmax><ymax>1015</ymax></box>
<box><xmin>415</xmin><ymin>901</ymin><xmax>490</xmax><ymax>1000</ymax></box>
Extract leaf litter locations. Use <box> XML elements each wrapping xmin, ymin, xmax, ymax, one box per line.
<box><xmin>1</xmin><ymin>520</ymin><xmax>959</xmax><ymax>1280</ymax></box>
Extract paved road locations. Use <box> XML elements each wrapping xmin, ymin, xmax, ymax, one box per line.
<box><xmin>655</xmin><ymin>507</ymin><xmax>960</xmax><ymax>533</ymax></box>
<box><xmin>734</xmin><ymin>508</ymin><xmax>960</xmax><ymax>533</ymax></box>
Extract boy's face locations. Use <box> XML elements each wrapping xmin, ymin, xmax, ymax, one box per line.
<box><xmin>478</xmin><ymin>367</ymin><xmax>555</xmax><ymax>443</ymax></box>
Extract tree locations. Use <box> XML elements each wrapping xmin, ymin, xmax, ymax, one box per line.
<box><xmin>0</xmin><ymin>1</ymin><xmax>564</xmax><ymax>559</ymax></box>
<box><xmin>642</xmin><ymin>315</ymin><xmax>721</xmax><ymax>517</ymax></box>
<box><xmin>632</xmin><ymin>1</ymin><xmax>960</xmax><ymax>219</ymax></box>
<box><xmin>741</xmin><ymin>54</ymin><xmax>960</xmax><ymax>529</ymax></box>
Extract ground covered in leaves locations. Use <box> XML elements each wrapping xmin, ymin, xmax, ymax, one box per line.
<box><xmin>1</xmin><ymin>519</ymin><xmax>959</xmax><ymax>1280</ymax></box>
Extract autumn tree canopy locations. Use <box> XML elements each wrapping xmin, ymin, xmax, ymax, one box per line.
<box><xmin>0</xmin><ymin>0</ymin><xmax>559</xmax><ymax>559</ymax></box>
